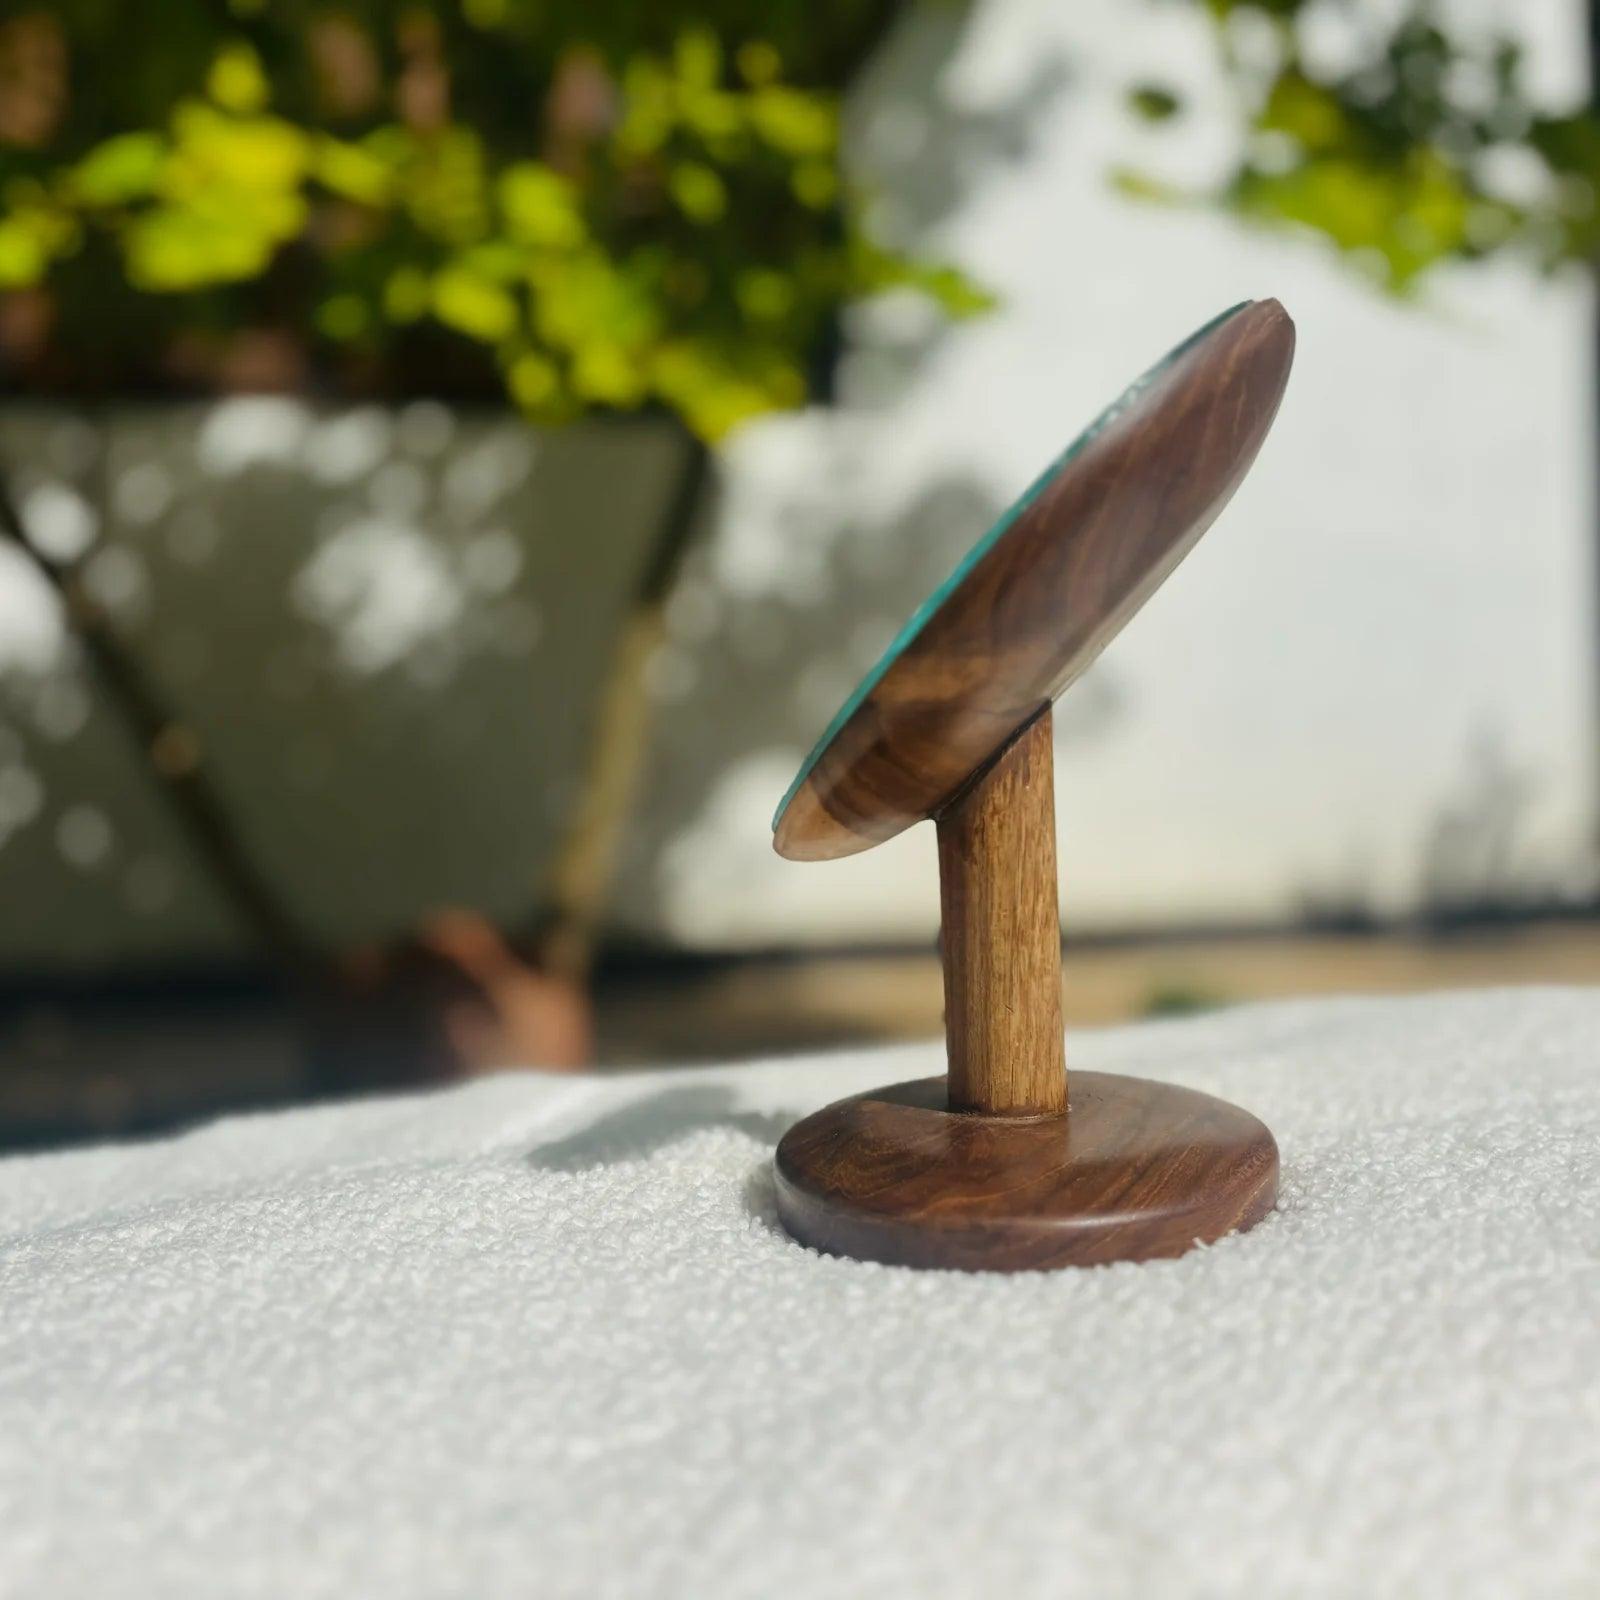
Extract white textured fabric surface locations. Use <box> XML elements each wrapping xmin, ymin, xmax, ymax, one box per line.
<box><xmin>3</xmin><ymin>988</ymin><xmax>1599</xmax><ymax>1599</ymax></box>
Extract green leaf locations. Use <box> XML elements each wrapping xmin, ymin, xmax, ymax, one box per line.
<box><xmin>125</xmin><ymin>207</ymin><xmax>282</xmax><ymax>289</ymax></box>
<box><xmin>751</xmin><ymin>86</ymin><xmax>837</xmax><ymax>158</ymax></box>
<box><xmin>736</xmin><ymin>269</ymin><xmax>795</xmax><ymax>322</ymax></box>
<box><xmin>315</xmin><ymin>139</ymin><xmax>394</xmax><ymax>206</ymax></box>
<box><xmin>433</xmin><ymin>267</ymin><xmax>520</xmax><ymax>342</ymax></box>
<box><xmin>458</xmin><ymin>241</ymin><xmax>526</xmax><ymax>282</ymax></box>
<box><xmin>1529</xmin><ymin>114</ymin><xmax>1600</xmax><ymax>179</ymax></box>
<box><xmin>500</xmin><ymin>163</ymin><xmax>586</xmax><ymax>248</ymax></box>
<box><xmin>317</xmin><ymin>294</ymin><xmax>370</xmax><ymax>340</ymax></box>
<box><xmin>1233</xmin><ymin>148</ymin><xmax>1470</xmax><ymax>290</ymax></box>
<box><xmin>207</xmin><ymin>42</ymin><xmax>271</xmax><ymax>114</ymax></box>
<box><xmin>571</xmin><ymin>340</ymin><xmax>646</xmax><ymax>405</ymax></box>
<box><xmin>791</xmin><ymin>161</ymin><xmax>837</xmax><ymax>210</ymax></box>
<box><xmin>74</xmin><ymin>133</ymin><xmax>167</xmax><ymax>206</ymax></box>
<box><xmin>673</xmin><ymin>29</ymin><xmax>721</xmax><ymax>91</ymax></box>
<box><xmin>1110</xmin><ymin>167</ymin><xmax>1185</xmax><ymax>204</ymax></box>
<box><xmin>908</xmin><ymin>265</ymin><xmax>996</xmax><ymax>318</ymax></box>
<box><xmin>0</xmin><ymin>225</ymin><xmax>44</xmax><ymax>288</ymax></box>
<box><xmin>736</xmin><ymin>42</ymin><xmax>782</xmax><ymax>88</ymax></box>
<box><xmin>851</xmin><ymin>244</ymin><xmax>995</xmax><ymax>318</ymax></box>
<box><xmin>400</xmin><ymin>127</ymin><xmax>490</xmax><ymax>246</ymax></box>
<box><xmin>167</xmin><ymin>104</ymin><xmax>310</xmax><ymax>195</ymax></box>
<box><xmin>1128</xmin><ymin>85</ymin><xmax>1182</xmax><ymax>123</ymax></box>
<box><xmin>529</xmin><ymin>250</ymin><xmax>659</xmax><ymax>351</ymax></box>
<box><xmin>507</xmin><ymin>350</ymin><xmax>560</xmax><ymax>408</ymax></box>
<box><xmin>384</xmin><ymin>267</ymin><xmax>431</xmax><ymax>322</ymax></box>
<box><xmin>1259</xmin><ymin>72</ymin><xmax>1348</xmax><ymax>155</ymax></box>
<box><xmin>669</xmin><ymin>162</ymin><xmax>727</xmax><ymax>222</ymax></box>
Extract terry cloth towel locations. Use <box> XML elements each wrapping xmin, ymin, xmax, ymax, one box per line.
<box><xmin>2</xmin><ymin>988</ymin><xmax>1598</xmax><ymax>1599</ymax></box>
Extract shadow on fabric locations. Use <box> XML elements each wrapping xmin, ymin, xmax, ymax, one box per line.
<box><xmin>525</xmin><ymin>1084</ymin><xmax>796</xmax><ymax>1175</ymax></box>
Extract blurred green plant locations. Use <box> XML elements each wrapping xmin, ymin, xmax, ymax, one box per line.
<box><xmin>0</xmin><ymin>2</ymin><xmax>989</xmax><ymax>438</ymax></box>
<box><xmin>1141</xmin><ymin>977</ymin><xmax>1228</xmax><ymax>1019</ymax></box>
<box><xmin>8</xmin><ymin>2</ymin><xmax>1588</xmax><ymax>442</ymax></box>
<box><xmin>1125</xmin><ymin>0</ymin><xmax>1600</xmax><ymax>293</ymax></box>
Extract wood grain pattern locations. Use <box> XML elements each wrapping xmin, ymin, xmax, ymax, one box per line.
<box><xmin>774</xmin><ymin>298</ymin><xmax>1296</xmax><ymax>862</ymax></box>
<box><xmin>938</xmin><ymin>707</ymin><xmax>1065</xmax><ymax>1116</ymax></box>
<box><xmin>774</xmin><ymin>1072</ymin><xmax>1279</xmax><ymax>1271</ymax></box>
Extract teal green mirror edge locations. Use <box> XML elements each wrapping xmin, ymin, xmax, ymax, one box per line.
<box><xmin>772</xmin><ymin>300</ymin><xmax>1252</xmax><ymax>832</ymax></box>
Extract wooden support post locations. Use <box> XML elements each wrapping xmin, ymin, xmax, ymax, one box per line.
<box><xmin>936</xmin><ymin>707</ymin><xmax>1066</xmax><ymax>1117</ymax></box>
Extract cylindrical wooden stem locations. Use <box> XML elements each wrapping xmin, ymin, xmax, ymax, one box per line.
<box><xmin>936</xmin><ymin>707</ymin><xmax>1065</xmax><ymax>1116</ymax></box>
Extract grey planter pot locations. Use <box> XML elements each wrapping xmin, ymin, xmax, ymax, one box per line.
<box><xmin>0</xmin><ymin>399</ymin><xmax>692</xmax><ymax>970</ymax></box>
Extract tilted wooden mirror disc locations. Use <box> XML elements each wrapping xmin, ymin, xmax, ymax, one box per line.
<box><xmin>774</xmin><ymin>298</ymin><xmax>1296</xmax><ymax>863</ymax></box>
<box><xmin>771</xmin><ymin>301</ymin><xmax>1296</xmax><ymax>1272</ymax></box>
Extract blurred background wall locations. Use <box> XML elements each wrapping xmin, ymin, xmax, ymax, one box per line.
<box><xmin>623</xmin><ymin>0</ymin><xmax>1595</xmax><ymax>947</ymax></box>
<box><xmin>2</xmin><ymin>0</ymin><xmax>1598</xmax><ymax>1146</ymax></box>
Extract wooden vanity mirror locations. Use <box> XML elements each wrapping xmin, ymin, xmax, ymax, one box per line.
<box><xmin>772</xmin><ymin>299</ymin><xmax>1296</xmax><ymax>1271</ymax></box>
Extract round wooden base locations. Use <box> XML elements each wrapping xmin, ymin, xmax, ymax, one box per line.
<box><xmin>774</xmin><ymin>1072</ymin><xmax>1278</xmax><ymax>1272</ymax></box>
